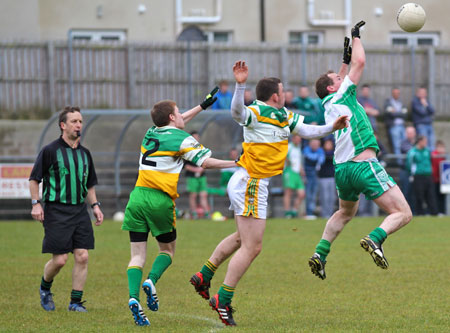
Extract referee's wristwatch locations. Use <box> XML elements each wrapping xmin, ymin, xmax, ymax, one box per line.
<box><xmin>31</xmin><ymin>199</ymin><xmax>41</xmax><ymax>206</ymax></box>
<box><xmin>91</xmin><ymin>201</ymin><xmax>101</xmax><ymax>208</ymax></box>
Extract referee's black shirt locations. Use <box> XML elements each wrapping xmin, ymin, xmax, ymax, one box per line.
<box><xmin>29</xmin><ymin>136</ymin><xmax>98</xmax><ymax>205</ymax></box>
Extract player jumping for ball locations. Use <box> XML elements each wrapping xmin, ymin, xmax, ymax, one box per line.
<box><xmin>308</xmin><ymin>21</ymin><xmax>412</xmax><ymax>280</ymax></box>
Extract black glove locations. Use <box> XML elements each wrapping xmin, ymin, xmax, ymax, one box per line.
<box><xmin>342</xmin><ymin>37</ymin><xmax>352</xmax><ymax>65</ymax></box>
<box><xmin>351</xmin><ymin>20</ymin><xmax>366</xmax><ymax>39</ymax></box>
<box><xmin>200</xmin><ymin>86</ymin><xmax>219</xmax><ymax>110</ymax></box>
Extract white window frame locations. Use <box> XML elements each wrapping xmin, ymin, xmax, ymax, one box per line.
<box><xmin>70</xmin><ymin>30</ymin><xmax>127</xmax><ymax>42</ymax></box>
<box><xmin>390</xmin><ymin>32</ymin><xmax>440</xmax><ymax>47</ymax></box>
<box><xmin>206</xmin><ymin>31</ymin><xmax>233</xmax><ymax>43</ymax></box>
<box><xmin>289</xmin><ymin>31</ymin><xmax>324</xmax><ymax>45</ymax></box>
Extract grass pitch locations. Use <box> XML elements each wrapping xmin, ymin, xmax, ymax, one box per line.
<box><xmin>0</xmin><ymin>217</ymin><xmax>449</xmax><ymax>332</ymax></box>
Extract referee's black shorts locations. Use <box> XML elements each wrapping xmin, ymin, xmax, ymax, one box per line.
<box><xmin>42</xmin><ymin>202</ymin><xmax>94</xmax><ymax>254</ymax></box>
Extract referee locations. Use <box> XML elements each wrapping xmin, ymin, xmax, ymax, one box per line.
<box><xmin>29</xmin><ymin>106</ymin><xmax>104</xmax><ymax>312</ymax></box>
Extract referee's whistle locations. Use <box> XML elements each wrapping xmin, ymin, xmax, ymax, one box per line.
<box><xmin>76</xmin><ymin>130</ymin><xmax>81</xmax><ymax>137</ymax></box>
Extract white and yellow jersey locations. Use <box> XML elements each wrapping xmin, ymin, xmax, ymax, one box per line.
<box><xmin>237</xmin><ymin>100</ymin><xmax>304</xmax><ymax>178</ymax></box>
<box><xmin>135</xmin><ymin>126</ymin><xmax>211</xmax><ymax>199</ymax></box>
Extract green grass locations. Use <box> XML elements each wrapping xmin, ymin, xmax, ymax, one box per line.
<box><xmin>0</xmin><ymin>217</ymin><xmax>449</xmax><ymax>332</ymax></box>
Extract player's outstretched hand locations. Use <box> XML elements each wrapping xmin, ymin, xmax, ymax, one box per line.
<box><xmin>233</xmin><ymin>60</ymin><xmax>248</xmax><ymax>84</ymax></box>
<box><xmin>351</xmin><ymin>21</ymin><xmax>365</xmax><ymax>39</ymax></box>
<box><xmin>332</xmin><ymin>115</ymin><xmax>350</xmax><ymax>131</ymax></box>
<box><xmin>200</xmin><ymin>86</ymin><xmax>219</xmax><ymax>110</ymax></box>
<box><xmin>342</xmin><ymin>37</ymin><xmax>352</xmax><ymax>64</ymax></box>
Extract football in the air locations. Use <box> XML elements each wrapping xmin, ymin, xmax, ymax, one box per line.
<box><xmin>397</xmin><ymin>3</ymin><xmax>426</xmax><ymax>32</ymax></box>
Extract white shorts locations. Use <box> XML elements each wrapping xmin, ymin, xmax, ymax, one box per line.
<box><xmin>227</xmin><ymin>167</ymin><xmax>270</xmax><ymax>219</ymax></box>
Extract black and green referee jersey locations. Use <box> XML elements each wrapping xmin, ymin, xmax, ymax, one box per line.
<box><xmin>29</xmin><ymin>136</ymin><xmax>98</xmax><ymax>205</ymax></box>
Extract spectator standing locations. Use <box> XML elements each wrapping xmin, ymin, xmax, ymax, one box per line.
<box><xmin>357</xmin><ymin>84</ymin><xmax>380</xmax><ymax>131</ymax></box>
<box><xmin>185</xmin><ymin>131</ymin><xmax>210</xmax><ymax>219</ymax></box>
<box><xmin>212</xmin><ymin>80</ymin><xmax>233</xmax><ymax>110</ymax></box>
<box><xmin>318</xmin><ymin>139</ymin><xmax>336</xmax><ymax>218</ymax></box>
<box><xmin>284</xmin><ymin>89</ymin><xmax>297</xmax><ymax>109</ymax></box>
<box><xmin>400</xmin><ymin>126</ymin><xmax>417</xmax><ymax>213</ymax></box>
<box><xmin>411</xmin><ymin>87</ymin><xmax>435</xmax><ymax>150</ymax></box>
<box><xmin>303</xmin><ymin>139</ymin><xmax>325</xmax><ymax>219</ymax></box>
<box><xmin>294</xmin><ymin>86</ymin><xmax>324</xmax><ymax>125</ymax></box>
<box><xmin>384</xmin><ymin>87</ymin><xmax>407</xmax><ymax>159</ymax></box>
<box><xmin>283</xmin><ymin>134</ymin><xmax>305</xmax><ymax>218</ymax></box>
<box><xmin>406</xmin><ymin>135</ymin><xmax>438</xmax><ymax>216</ymax></box>
<box><xmin>431</xmin><ymin>140</ymin><xmax>447</xmax><ymax>215</ymax></box>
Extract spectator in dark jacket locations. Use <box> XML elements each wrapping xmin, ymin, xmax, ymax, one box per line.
<box><xmin>411</xmin><ymin>87</ymin><xmax>435</xmax><ymax>150</ymax></box>
<box><xmin>303</xmin><ymin>139</ymin><xmax>325</xmax><ymax>219</ymax></box>
<box><xmin>318</xmin><ymin>139</ymin><xmax>336</xmax><ymax>218</ymax></box>
<box><xmin>384</xmin><ymin>87</ymin><xmax>408</xmax><ymax>158</ymax></box>
<box><xmin>357</xmin><ymin>84</ymin><xmax>380</xmax><ymax>132</ymax></box>
<box><xmin>399</xmin><ymin>126</ymin><xmax>417</xmax><ymax>214</ymax></box>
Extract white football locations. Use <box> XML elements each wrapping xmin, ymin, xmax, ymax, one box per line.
<box><xmin>113</xmin><ymin>211</ymin><xmax>125</xmax><ymax>222</ymax></box>
<box><xmin>397</xmin><ymin>3</ymin><xmax>426</xmax><ymax>33</ymax></box>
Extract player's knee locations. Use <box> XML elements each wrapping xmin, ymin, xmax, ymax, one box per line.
<box><xmin>53</xmin><ymin>254</ymin><xmax>68</xmax><ymax>268</ymax></box>
<box><xmin>74</xmin><ymin>250</ymin><xmax>89</xmax><ymax>265</ymax></box>
<box><xmin>402</xmin><ymin>206</ymin><xmax>413</xmax><ymax>224</ymax></box>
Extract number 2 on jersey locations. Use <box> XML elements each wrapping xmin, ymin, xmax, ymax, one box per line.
<box><xmin>141</xmin><ymin>138</ymin><xmax>160</xmax><ymax>167</ymax></box>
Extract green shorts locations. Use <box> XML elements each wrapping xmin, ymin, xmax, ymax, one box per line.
<box><xmin>186</xmin><ymin>176</ymin><xmax>207</xmax><ymax>193</ymax></box>
<box><xmin>122</xmin><ymin>187</ymin><xmax>176</xmax><ymax>237</ymax></box>
<box><xmin>335</xmin><ymin>159</ymin><xmax>396</xmax><ymax>201</ymax></box>
<box><xmin>283</xmin><ymin>167</ymin><xmax>304</xmax><ymax>190</ymax></box>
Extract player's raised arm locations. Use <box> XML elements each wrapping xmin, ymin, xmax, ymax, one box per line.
<box><xmin>338</xmin><ymin>37</ymin><xmax>351</xmax><ymax>78</ymax></box>
<box><xmin>348</xmin><ymin>21</ymin><xmax>366</xmax><ymax>85</ymax></box>
<box><xmin>230</xmin><ymin>60</ymin><xmax>248</xmax><ymax>124</ymax></box>
<box><xmin>182</xmin><ymin>86</ymin><xmax>219</xmax><ymax>124</ymax></box>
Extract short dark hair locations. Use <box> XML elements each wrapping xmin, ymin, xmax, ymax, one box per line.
<box><xmin>59</xmin><ymin>106</ymin><xmax>81</xmax><ymax>132</ymax></box>
<box><xmin>151</xmin><ymin>100</ymin><xmax>177</xmax><ymax>127</ymax></box>
<box><xmin>315</xmin><ymin>71</ymin><xmax>334</xmax><ymax>99</ymax></box>
<box><xmin>255</xmin><ymin>77</ymin><xmax>281</xmax><ymax>102</ymax></box>
<box><xmin>362</xmin><ymin>84</ymin><xmax>370</xmax><ymax>89</ymax></box>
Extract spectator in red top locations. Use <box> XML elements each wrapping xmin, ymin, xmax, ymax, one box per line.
<box><xmin>431</xmin><ymin>140</ymin><xmax>447</xmax><ymax>215</ymax></box>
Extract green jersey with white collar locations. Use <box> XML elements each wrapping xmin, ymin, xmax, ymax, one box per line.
<box><xmin>322</xmin><ymin>76</ymin><xmax>379</xmax><ymax>164</ymax></box>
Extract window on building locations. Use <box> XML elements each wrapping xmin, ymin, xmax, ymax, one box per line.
<box><xmin>289</xmin><ymin>31</ymin><xmax>323</xmax><ymax>45</ymax></box>
<box><xmin>70</xmin><ymin>30</ymin><xmax>127</xmax><ymax>42</ymax></box>
<box><xmin>390</xmin><ymin>32</ymin><xmax>439</xmax><ymax>47</ymax></box>
<box><xmin>206</xmin><ymin>31</ymin><xmax>233</xmax><ymax>43</ymax></box>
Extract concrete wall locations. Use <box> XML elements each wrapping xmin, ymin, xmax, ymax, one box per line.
<box><xmin>0</xmin><ymin>0</ymin><xmax>449</xmax><ymax>45</ymax></box>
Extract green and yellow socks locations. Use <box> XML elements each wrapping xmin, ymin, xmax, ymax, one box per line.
<box><xmin>369</xmin><ymin>227</ymin><xmax>387</xmax><ymax>245</ymax></box>
<box><xmin>218</xmin><ymin>284</ymin><xmax>235</xmax><ymax>305</ymax></box>
<box><xmin>200</xmin><ymin>260</ymin><xmax>217</xmax><ymax>282</ymax></box>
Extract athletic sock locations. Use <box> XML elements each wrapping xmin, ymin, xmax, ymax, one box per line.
<box><xmin>127</xmin><ymin>266</ymin><xmax>143</xmax><ymax>302</ymax></box>
<box><xmin>315</xmin><ymin>239</ymin><xmax>331</xmax><ymax>261</ymax></box>
<box><xmin>148</xmin><ymin>253</ymin><xmax>172</xmax><ymax>285</ymax></box>
<box><xmin>218</xmin><ymin>284</ymin><xmax>235</xmax><ymax>305</ymax></box>
<box><xmin>200</xmin><ymin>260</ymin><xmax>217</xmax><ymax>282</ymax></box>
<box><xmin>40</xmin><ymin>277</ymin><xmax>53</xmax><ymax>291</ymax></box>
<box><xmin>369</xmin><ymin>227</ymin><xmax>387</xmax><ymax>245</ymax></box>
<box><xmin>70</xmin><ymin>290</ymin><xmax>83</xmax><ymax>304</ymax></box>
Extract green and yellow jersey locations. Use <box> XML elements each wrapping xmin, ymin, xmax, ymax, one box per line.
<box><xmin>237</xmin><ymin>100</ymin><xmax>304</xmax><ymax>178</ymax></box>
<box><xmin>135</xmin><ymin>126</ymin><xmax>211</xmax><ymax>199</ymax></box>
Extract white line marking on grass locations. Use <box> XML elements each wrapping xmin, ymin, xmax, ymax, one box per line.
<box><xmin>162</xmin><ymin>312</ymin><xmax>224</xmax><ymax>332</ymax></box>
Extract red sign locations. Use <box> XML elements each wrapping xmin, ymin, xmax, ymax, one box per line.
<box><xmin>0</xmin><ymin>164</ymin><xmax>35</xmax><ymax>198</ymax></box>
